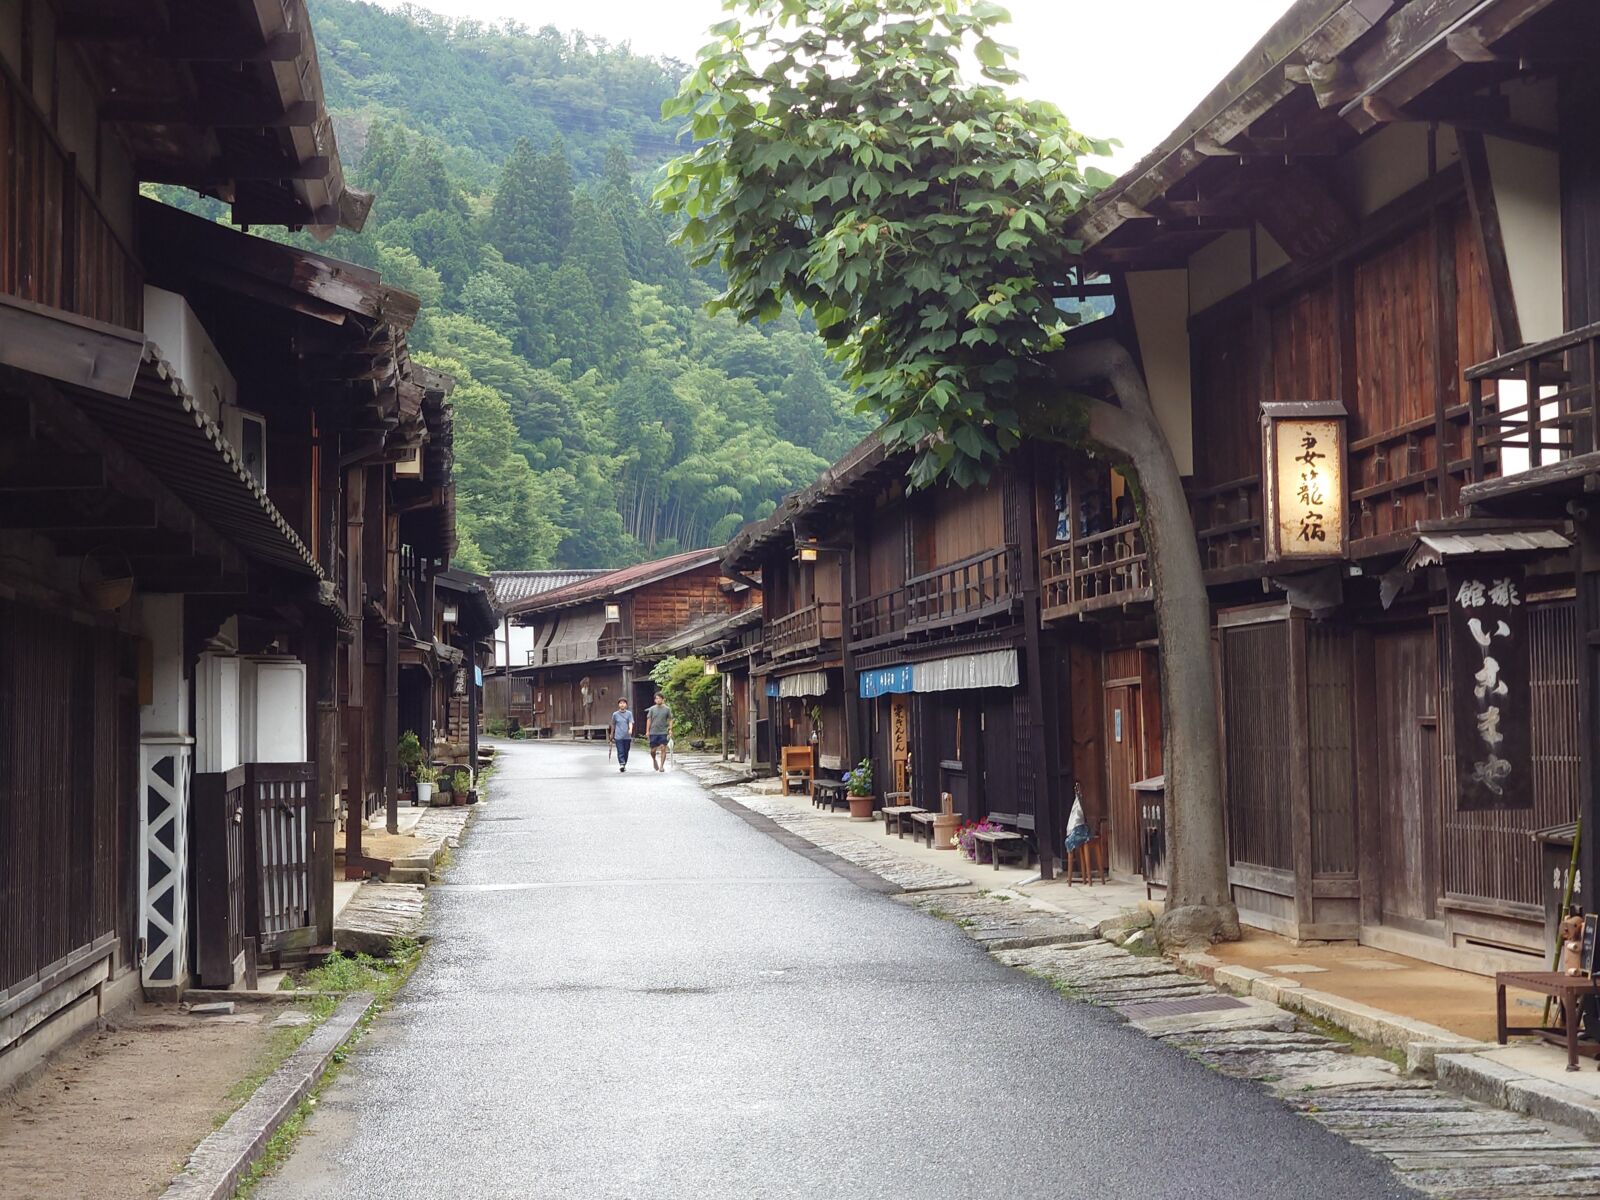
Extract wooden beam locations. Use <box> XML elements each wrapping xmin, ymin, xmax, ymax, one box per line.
<box><xmin>0</xmin><ymin>494</ymin><xmax>156</xmax><ymax>530</ymax></box>
<box><xmin>0</xmin><ymin>448</ymin><xmax>102</xmax><ymax>490</ymax></box>
<box><xmin>136</xmin><ymin>156</ymin><xmax>331</xmax><ymax>185</ymax></box>
<box><xmin>1457</xmin><ymin>128</ymin><xmax>1522</xmax><ymax>352</ymax></box>
<box><xmin>1338</xmin><ymin>0</ymin><xmax>1561</xmax><ymax>135</ymax></box>
<box><xmin>102</xmin><ymin>98</ymin><xmax>319</xmax><ymax>128</ymax></box>
<box><xmin>48</xmin><ymin>528</ymin><xmax>195</xmax><ymax>557</ymax></box>
<box><xmin>138</xmin><ymin>572</ymin><xmax>251</xmax><ymax>595</ymax></box>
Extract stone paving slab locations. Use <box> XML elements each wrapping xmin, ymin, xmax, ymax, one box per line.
<box><xmin>894</xmin><ymin>891</ymin><xmax>1098</xmax><ymax>949</ymax></box>
<box><xmin>334</xmin><ymin>882</ymin><xmax>427</xmax><ymax>956</ymax></box>
<box><xmin>721</xmin><ymin>787</ymin><xmax>970</xmax><ymax>892</ymax></box>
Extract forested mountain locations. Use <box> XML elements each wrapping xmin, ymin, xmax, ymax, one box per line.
<box><xmin>187</xmin><ymin>1</ymin><xmax>874</xmax><ymax>571</ymax></box>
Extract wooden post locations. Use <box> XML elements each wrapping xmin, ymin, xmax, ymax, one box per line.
<box><xmin>312</xmin><ymin>624</ymin><xmax>339</xmax><ymax>948</ymax></box>
<box><xmin>385</xmin><ymin>621</ymin><xmax>399</xmax><ymax>835</ymax></box>
<box><xmin>1287</xmin><ymin>611</ymin><xmax>1315</xmax><ymax>935</ymax></box>
<box><xmin>1459</xmin><ymin>128</ymin><xmax>1523</xmax><ymax>355</ymax></box>
<box><xmin>343</xmin><ymin>464</ymin><xmax>365</xmax><ymax>871</ymax></box>
<box><xmin>1576</xmin><ymin>527</ymin><xmax>1600</xmax><ymax>923</ymax></box>
<box><xmin>1019</xmin><ymin>449</ymin><xmax>1060</xmax><ymax>879</ymax></box>
<box><xmin>839</xmin><ymin>542</ymin><xmax>863</xmax><ymax>775</ymax></box>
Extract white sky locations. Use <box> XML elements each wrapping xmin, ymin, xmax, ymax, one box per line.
<box><xmin>372</xmin><ymin>0</ymin><xmax>1297</xmax><ymax>173</ymax></box>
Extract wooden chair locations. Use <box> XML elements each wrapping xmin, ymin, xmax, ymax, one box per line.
<box><xmin>780</xmin><ymin>745</ymin><xmax>815</xmax><ymax>796</ymax></box>
<box><xmin>1068</xmin><ymin>817</ymin><xmax>1109</xmax><ymax>885</ymax></box>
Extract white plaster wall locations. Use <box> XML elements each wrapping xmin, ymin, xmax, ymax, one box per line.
<box><xmin>194</xmin><ymin>652</ymin><xmax>241</xmax><ymax>774</ymax></box>
<box><xmin>1126</xmin><ymin>269</ymin><xmax>1194</xmax><ymax>475</ymax></box>
<box><xmin>1186</xmin><ymin>226</ymin><xmax>1288</xmax><ymax>315</ymax></box>
<box><xmin>241</xmin><ymin>657</ymin><xmax>308</xmax><ymax>763</ymax></box>
<box><xmin>1486</xmin><ymin>135</ymin><xmax>1564</xmax><ymax>344</ymax></box>
<box><xmin>1337</xmin><ymin>123</ymin><xmax>1458</xmax><ymax>220</ymax></box>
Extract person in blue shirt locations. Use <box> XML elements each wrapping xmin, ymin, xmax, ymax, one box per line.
<box><xmin>608</xmin><ymin>699</ymin><xmax>635</xmax><ymax>773</ymax></box>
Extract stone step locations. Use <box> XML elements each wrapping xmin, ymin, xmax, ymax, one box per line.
<box><xmin>384</xmin><ymin>866</ymin><xmax>431</xmax><ymax>884</ymax></box>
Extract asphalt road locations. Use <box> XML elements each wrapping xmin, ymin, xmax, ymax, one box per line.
<box><xmin>259</xmin><ymin>740</ymin><xmax>1416</xmax><ymax>1200</ymax></box>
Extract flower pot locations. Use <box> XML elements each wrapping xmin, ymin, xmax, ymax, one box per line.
<box><xmin>415</xmin><ymin>781</ymin><xmax>434</xmax><ymax>807</ymax></box>
<box><xmin>465</xmin><ymin>789</ymin><xmax>480</xmax><ymax>805</ymax></box>
<box><xmin>847</xmin><ymin>793</ymin><xmax>875</xmax><ymax>821</ymax></box>
<box><xmin>453</xmin><ymin>790</ymin><xmax>470</xmax><ymax>806</ymax></box>
<box><xmin>932</xmin><ymin>812</ymin><xmax>961</xmax><ymax>850</ymax></box>
<box><xmin>432</xmin><ymin>788</ymin><xmax>453</xmax><ymax>808</ymax></box>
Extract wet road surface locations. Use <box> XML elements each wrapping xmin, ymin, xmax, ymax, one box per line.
<box><xmin>259</xmin><ymin>740</ymin><xmax>1415</xmax><ymax>1199</ymax></box>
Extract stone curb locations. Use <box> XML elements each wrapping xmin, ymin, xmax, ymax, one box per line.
<box><xmin>1436</xmin><ymin>1051</ymin><xmax>1600</xmax><ymax>1140</ymax></box>
<box><xmin>158</xmin><ymin>991</ymin><xmax>376</xmax><ymax>1200</ymax></box>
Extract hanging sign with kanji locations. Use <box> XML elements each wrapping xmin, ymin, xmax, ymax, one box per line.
<box><xmin>1447</xmin><ymin>563</ymin><xmax>1532</xmax><ymax>811</ymax></box>
<box><xmin>1261</xmin><ymin>401</ymin><xmax>1348</xmax><ymax>562</ymax></box>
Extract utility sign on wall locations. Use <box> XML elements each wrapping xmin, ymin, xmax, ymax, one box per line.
<box><xmin>1447</xmin><ymin>563</ymin><xmax>1532</xmax><ymax>810</ymax></box>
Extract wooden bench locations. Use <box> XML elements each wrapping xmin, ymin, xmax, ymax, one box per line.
<box><xmin>908</xmin><ymin>810</ymin><xmax>938</xmax><ymax>848</ymax></box>
<box><xmin>971</xmin><ymin>828</ymin><xmax>1032</xmax><ymax>870</ymax></box>
<box><xmin>879</xmin><ymin>790</ymin><xmax>924</xmax><ymax>838</ymax></box>
<box><xmin>984</xmin><ymin>811</ymin><xmax>1038</xmax><ymax>867</ymax></box>
<box><xmin>811</xmin><ymin>778</ymin><xmax>849</xmax><ymax>813</ymax></box>
<box><xmin>1496</xmin><ymin>970</ymin><xmax>1600</xmax><ymax>1071</ymax></box>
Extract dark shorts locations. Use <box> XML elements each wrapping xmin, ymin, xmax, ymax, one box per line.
<box><xmin>648</xmin><ymin>734</ymin><xmax>669</xmax><ymax>748</ymax></box>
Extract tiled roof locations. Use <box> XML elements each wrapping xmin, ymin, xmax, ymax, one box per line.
<box><xmin>503</xmin><ymin>549</ymin><xmax>723</xmax><ymax>617</ymax></box>
<box><xmin>489</xmin><ymin>570</ymin><xmax>608</xmax><ymax>609</ymax></box>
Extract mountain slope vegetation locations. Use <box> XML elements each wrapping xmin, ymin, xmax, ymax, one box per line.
<box><xmin>223</xmin><ymin>1</ymin><xmax>874</xmax><ymax>570</ymax></box>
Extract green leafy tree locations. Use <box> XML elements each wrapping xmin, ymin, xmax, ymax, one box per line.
<box><xmin>660</xmin><ymin>0</ymin><xmax>1237</xmax><ymax>946</ymax></box>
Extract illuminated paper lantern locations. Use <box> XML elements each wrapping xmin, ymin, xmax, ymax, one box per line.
<box><xmin>1261</xmin><ymin>401</ymin><xmax>1348</xmax><ymax>562</ymax></box>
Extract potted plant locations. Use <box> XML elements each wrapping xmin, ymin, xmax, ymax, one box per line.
<box><xmin>415</xmin><ymin>764</ymin><xmax>438</xmax><ymax>808</ymax></box>
<box><xmin>397</xmin><ymin>731</ymin><xmax>424</xmax><ymax>805</ymax></box>
<box><xmin>844</xmin><ymin>757</ymin><xmax>875</xmax><ymax>821</ymax></box>
<box><xmin>451</xmin><ymin>767</ymin><xmax>473</xmax><ymax>806</ymax></box>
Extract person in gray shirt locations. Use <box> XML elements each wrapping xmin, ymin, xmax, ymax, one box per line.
<box><xmin>644</xmin><ymin>692</ymin><xmax>674</xmax><ymax>772</ymax></box>
<box><xmin>608</xmin><ymin>699</ymin><xmax>634</xmax><ymax>772</ymax></box>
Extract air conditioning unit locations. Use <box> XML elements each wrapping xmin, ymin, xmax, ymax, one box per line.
<box><xmin>223</xmin><ymin>407</ymin><xmax>268</xmax><ymax>490</ymax></box>
<box><xmin>142</xmin><ymin>286</ymin><xmax>237</xmax><ymax>423</ymax></box>
<box><xmin>239</xmin><ymin>656</ymin><xmax>307</xmax><ymax>763</ymax></box>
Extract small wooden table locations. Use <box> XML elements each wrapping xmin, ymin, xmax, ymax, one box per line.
<box><xmin>811</xmin><ymin>779</ymin><xmax>849</xmax><ymax>813</ymax></box>
<box><xmin>1495</xmin><ymin>970</ymin><xmax>1600</xmax><ymax>1071</ymax></box>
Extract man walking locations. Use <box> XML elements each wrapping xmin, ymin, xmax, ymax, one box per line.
<box><xmin>645</xmin><ymin>691</ymin><xmax>674</xmax><ymax>772</ymax></box>
<box><xmin>608</xmin><ymin>698</ymin><xmax>634</xmax><ymax>773</ymax></box>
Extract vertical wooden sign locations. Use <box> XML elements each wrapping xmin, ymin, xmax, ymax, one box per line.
<box><xmin>1447</xmin><ymin>563</ymin><xmax>1532</xmax><ymax>810</ymax></box>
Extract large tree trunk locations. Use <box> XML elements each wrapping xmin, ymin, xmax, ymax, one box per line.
<box><xmin>1052</xmin><ymin>341</ymin><xmax>1241</xmax><ymax>947</ymax></box>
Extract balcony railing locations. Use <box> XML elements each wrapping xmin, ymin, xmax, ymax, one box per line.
<box><xmin>1467</xmin><ymin>320</ymin><xmax>1600</xmax><ymax>477</ymax></box>
<box><xmin>906</xmin><ymin>545</ymin><xmax>1019</xmax><ymax>631</ymax></box>
<box><xmin>536</xmin><ymin>634</ymin><xmax>635</xmax><ymax>667</ymax></box>
<box><xmin>1040</xmin><ymin>521</ymin><xmax>1150</xmax><ymax>620</ymax></box>
<box><xmin>767</xmin><ymin>601</ymin><xmax>842</xmax><ymax>660</ymax></box>
<box><xmin>1348</xmin><ymin>406</ymin><xmax>1474</xmax><ymax>541</ymax></box>
<box><xmin>1190</xmin><ymin>476</ymin><xmax>1263</xmax><ymax>573</ymax></box>
<box><xmin>850</xmin><ymin>585</ymin><xmax>907</xmax><ymax>649</ymax></box>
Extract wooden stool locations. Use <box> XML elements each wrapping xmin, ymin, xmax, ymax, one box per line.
<box><xmin>1068</xmin><ymin>835</ymin><xmax>1107</xmax><ymax>885</ymax></box>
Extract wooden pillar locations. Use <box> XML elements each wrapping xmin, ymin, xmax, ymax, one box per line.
<box><xmin>385</xmin><ymin>621</ymin><xmax>399</xmax><ymax>835</ymax></box>
<box><xmin>467</xmin><ymin>644</ymin><xmax>481</xmax><ymax>777</ymax></box>
<box><xmin>312</xmin><ymin>622</ymin><xmax>339</xmax><ymax>947</ymax></box>
<box><xmin>343</xmin><ymin>464</ymin><xmax>365</xmax><ymax>871</ymax></box>
<box><xmin>1019</xmin><ymin>449</ymin><xmax>1059</xmax><ymax>878</ymax></box>
<box><xmin>1576</xmin><ymin>528</ymin><xmax>1600</xmax><ymax>921</ymax></box>
<box><xmin>1287</xmin><ymin>610</ymin><xmax>1315</xmax><ymax>935</ymax></box>
<box><xmin>839</xmin><ymin>542</ymin><xmax>863</xmax><ymax>775</ymax></box>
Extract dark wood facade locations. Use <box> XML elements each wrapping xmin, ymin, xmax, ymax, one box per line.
<box><xmin>0</xmin><ymin>0</ymin><xmax>451</xmax><ymax>1071</ymax></box>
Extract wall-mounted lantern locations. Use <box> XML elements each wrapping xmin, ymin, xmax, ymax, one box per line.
<box><xmin>796</xmin><ymin>537</ymin><xmax>820</xmax><ymax>563</ymax></box>
<box><xmin>703</xmin><ymin>661</ymin><xmax>719</xmax><ymax>676</ymax></box>
<box><xmin>604</xmin><ymin>602</ymin><xmax>621</xmax><ymax>623</ymax></box>
<box><xmin>441</xmin><ymin>604</ymin><xmax>459</xmax><ymax>624</ymax></box>
<box><xmin>1261</xmin><ymin>401</ymin><xmax>1348</xmax><ymax>563</ymax></box>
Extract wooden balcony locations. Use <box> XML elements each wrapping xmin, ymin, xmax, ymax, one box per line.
<box><xmin>849</xmin><ymin>585</ymin><xmax>907</xmax><ymax>650</ymax></box>
<box><xmin>0</xmin><ymin>66</ymin><xmax>143</xmax><ymax>331</ymax></box>
<box><xmin>538</xmin><ymin>634</ymin><xmax>635</xmax><ymax>667</ymax></box>
<box><xmin>1465</xmin><ymin>321</ymin><xmax>1600</xmax><ymax>500</ymax></box>
<box><xmin>1190</xmin><ymin>476</ymin><xmax>1263</xmax><ymax>575</ymax></box>
<box><xmin>905</xmin><ymin>545</ymin><xmax>1019</xmax><ymax>632</ymax></box>
<box><xmin>1040</xmin><ymin>521</ymin><xmax>1150</xmax><ymax>621</ymax></box>
<box><xmin>766</xmin><ymin>601</ymin><xmax>841</xmax><ymax>660</ymax></box>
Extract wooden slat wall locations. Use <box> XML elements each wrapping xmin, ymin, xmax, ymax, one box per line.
<box><xmin>0</xmin><ymin>600</ymin><xmax>127</xmax><ymax>998</ymax></box>
<box><xmin>1222</xmin><ymin>622</ymin><xmax>1293</xmax><ymax>871</ymax></box>
<box><xmin>0</xmin><ymin>70</ymin><xmax>141</xmax><ymax>328</ymax></box>
<box><xmin>631</xmin><ymin>565</ymin><xmax>737</xmax><ymax>643</ymax></box>
<box><xmin>1308</xmin><ymin>625</ymin><xmax>1358</xmax><ymax>875</ymax></box>
<box><xmin>914</xmin><ymin>482</ymin><xmax>1005</xmax><ymax>572</ymax></box>
<box><xmin>1439</xmin><ymin>601</ymin><xmax>1580</xmax><ymax>911</ymax></box>
<box><xmin>1353</xmin><ymin>224</ymin><xmax>1435</xmax><ymax>438</ymax></box>
<box><xmin>1268</xmin><ymin>278</ymin><xmax>1338</xmax><ymax>401</ymax></box>
<box><xmin>1190</xmin><ymin>308</ymin><xmax>1258</xmax><ymax>488</ymax></box>
<box><xmin>863</xmin><ymin>503</ymin><xmax>907</xmax><ymax>597</ymax></box>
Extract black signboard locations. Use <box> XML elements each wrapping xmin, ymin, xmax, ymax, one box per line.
<box><xmin>1583</xmin><ymin>913</ymin><xmax>1598</xmax><ymax>977</ymax></box>
<box><xmin>1447</xmin><ymin>563</ymin><xmax>1533</xmax><ymax>811</ymax></box>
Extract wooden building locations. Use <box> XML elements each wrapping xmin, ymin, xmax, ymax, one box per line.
<box><xmin>485</xmin><ymin>570</ymin><xmax>608</xmax><ymax>730</ymax></box>
<box><xmin>726</xmin><ymin>437</ymin><xmax>1062</xmax><ymax>865</ymax></box>
<box><xmin>0</xmin><ymin>0</ymin><xmax>453</xmax><ymax>1076</ymax></box>
<box><xmin>506</xmin><ymin>551</ymin><xmax>747</xmax><ymax>738</ymax></box>
<box><xmin>1048</xmin><ymin>0</ymin><xmax>1597</xmax><ymax>972</ymax></box>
